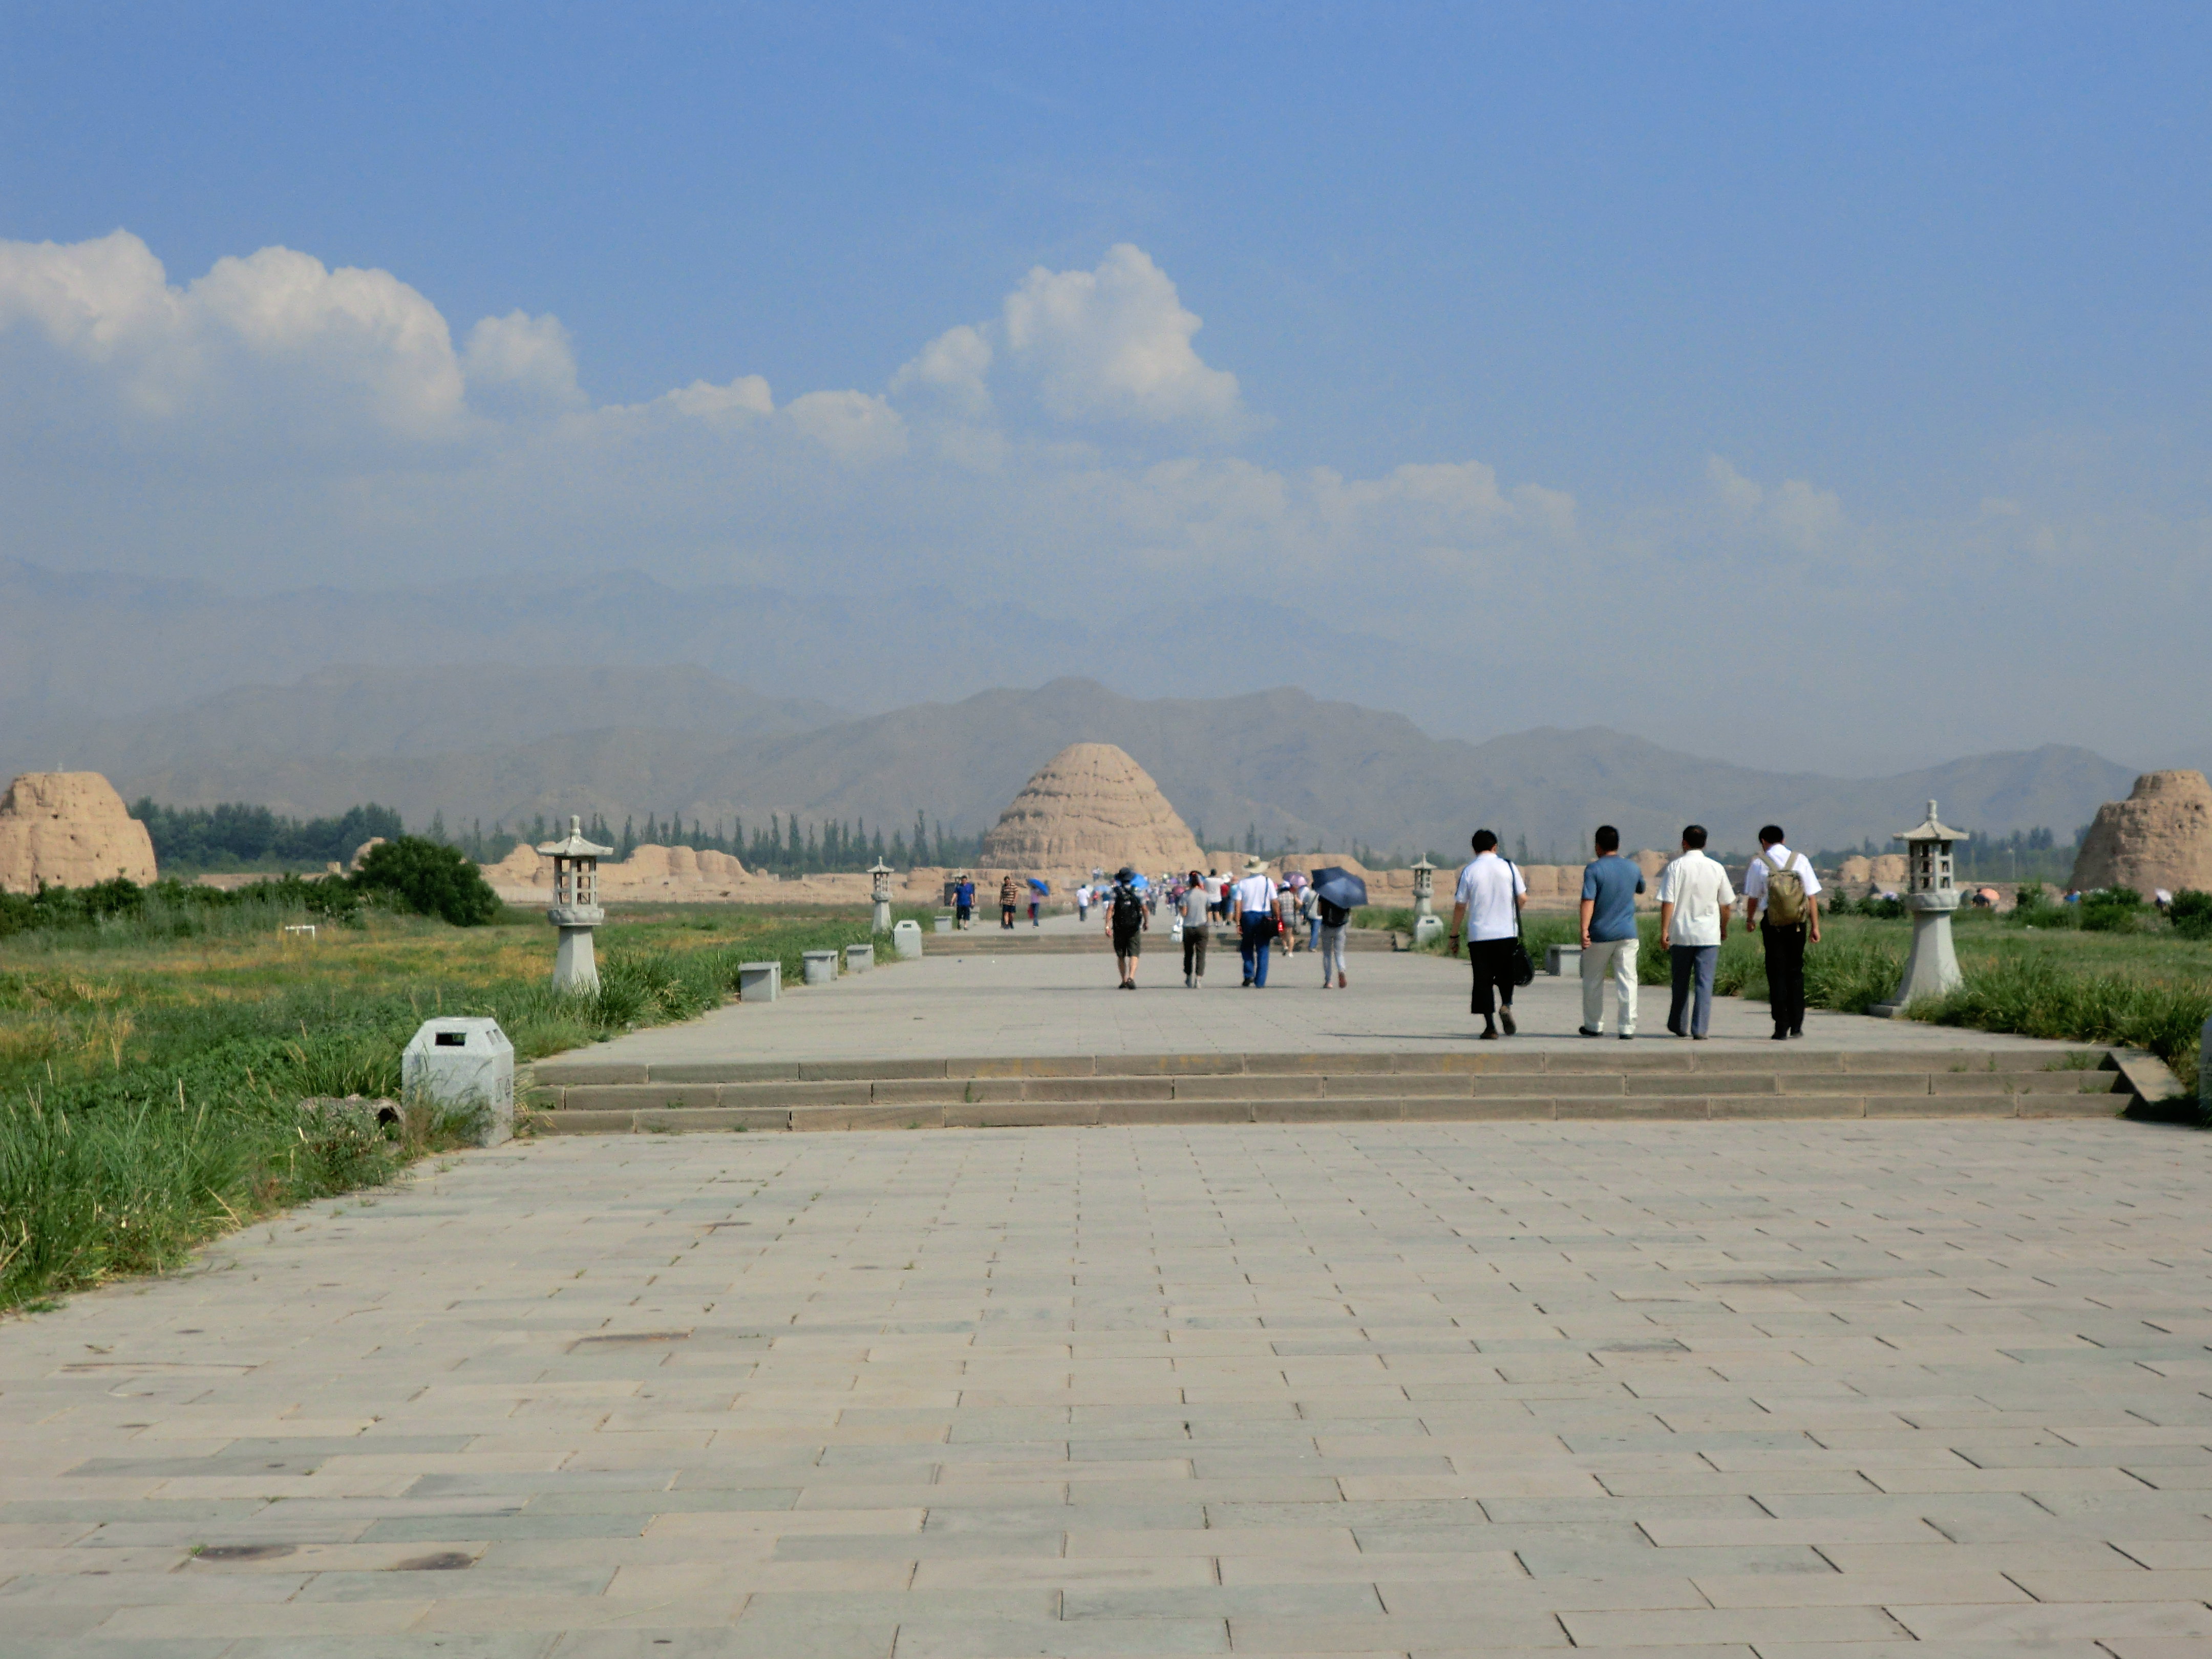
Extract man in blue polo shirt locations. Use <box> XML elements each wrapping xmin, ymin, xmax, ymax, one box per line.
<box><xmin>1578</xmin><ymin>824</ymin><xmax>1645</xmax><ymax>1039</ymax></box>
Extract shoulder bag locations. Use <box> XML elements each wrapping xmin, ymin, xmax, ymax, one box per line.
<box><xmin>1505</xmin><ymin>859</ymin><xmax>1536</xmax><ymax>987</ymax></box>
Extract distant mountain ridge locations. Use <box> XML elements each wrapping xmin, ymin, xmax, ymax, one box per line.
<box><xmin>4</xmin><ymin>665</ymin><xmax>2142</xmax><ymax>858</ymax></box>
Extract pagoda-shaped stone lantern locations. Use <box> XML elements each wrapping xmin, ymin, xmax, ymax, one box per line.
<box><xmin>1870</xmin><ymin>799</ymin><xmax>1965</xmax><ymax>1016</ymax></box>
<box><xmin>539</xmin><ymin>815</ymin><xmax>612</xmax><ymax>994</ymax></box>
<box><xmin>1410</xmin><ymin>857</ymin><xmax>1443</xmax><ymax>946</ymax></box>
<box><xmin>868</xmin><ymin>858</ymin><xmax>895</xmax><ymax>935</ymax></box>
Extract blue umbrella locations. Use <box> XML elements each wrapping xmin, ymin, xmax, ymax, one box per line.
<box><xmin>1027</xmin><ymin>878</ymin><xmax>1051</xmax><ymax>895</ymax></box>
<box><xmin>1310</xmin><ymin>866</ymin><xmax>1368</xmax><ymax>909</ymax></box>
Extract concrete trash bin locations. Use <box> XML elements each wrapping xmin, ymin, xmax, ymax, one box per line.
<box><xmin>738</xmin><ymin>961</ymin><xmax>780</xmax><ymax>1002</ymax></box>
<box><xmin>892</xmin><ymin>919</ymin><xmax>924</xmax><ymax>960</ymax></box>
<box><xmin>802</xmin><ymin>949</ymin><xmax>840</xmax><ymax>986</ymax></box>
<box><xmin>933</xmin><ymin>912</ymin><xmax>954</xmax><ymax>933</ymax></box>
<box><xmin>401</xmin><ymin>1017</ymin><xmax>514</xmax><ymax>1146</ymax></box>
<box><xmin>1545</xmin><ymin>943</ymin><xmax>1582</xmax><ymax>977</ymax></box>
<box><xmin>844</xmin><ymin>943</ymin><xmax>874</xmax><ymax>973</ymax></box>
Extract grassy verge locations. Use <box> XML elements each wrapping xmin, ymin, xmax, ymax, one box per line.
<box><xmin>1</xmin><ymin>896</ymin><xmax>921</xmax><ymax>1311</ymax></box>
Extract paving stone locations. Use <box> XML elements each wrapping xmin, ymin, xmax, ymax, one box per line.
<box><xmin>6</xmin><ymin>1119</ymin><xmax>2211</xmax><ymax>1653</ymax></box>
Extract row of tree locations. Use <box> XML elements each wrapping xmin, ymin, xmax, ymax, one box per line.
<box><xmin>129</xmin><ymin>800</ymin><xmax>404</xmax><ymax>871</ymax></box>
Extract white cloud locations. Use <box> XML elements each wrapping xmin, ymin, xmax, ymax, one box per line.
<box><xmin>0</xmin><ymin>229</ymin><xmax>466</xmax><ymax>439</ymax></box>
<box><xmin>462</xmin><ymin>311</ymin><xmax>585</xmax><ymax>415</ymax></box>
<box><xmin>781</xmin><ymin>390</ymin><xmax>908</xmax><ymax>463</ymax></box>
<box><xmin>651</xmin><ymin>375</ymin><xmax>774</xmax><ymax>421</ymax></box>
<box><xmin>1002</xmin><ymin>244</ymin><xmax>1243</xmax><ymax>428</ymax></box>
<box><xmin>1705</xmin><ymin>454</ymin><xmax>1843</xmax><ymax>552</ymax></box>
<box><xmin>890</xmin><ymin>323</ymin><xmax>993</xmax><ymax>414</ymax></box>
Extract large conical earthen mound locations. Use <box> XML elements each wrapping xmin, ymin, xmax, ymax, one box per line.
<box><xmin>979</xmin><ymin>744</ymin><xmax>1205</xmax><ymax>875</ymax></box>
<box><xmin>2068</xmin><ymin>770</ymin><xmax>2212</xmax><ymax>894</ymax></box>
<box><xmin>0</xmin><ymin>772</ymin><xmax>159</xmax><ymax>895</ymax></box>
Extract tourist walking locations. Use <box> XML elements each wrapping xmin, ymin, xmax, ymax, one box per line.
<box><xmin>1300</xmin><ymin>879</ymin><xmax>1322</xmax><ymax>953</ymax></box>
<box><xmin>954</xmin><ymin>876</ymin><xmax>974</xmax><ymax>930</ymax></box>
<box><xmin>1576</xmin><ymin>825</ymin><xmax>1645</xmax><ymax>1039</ymax></box>
<box><xmin>1107</xmin><ymin>866</ymin><xmax>1148</xmax><ymax>989</ymax></box>
<box><xmin>1076</xmin><ymin>881</ymin><xmax>1093</xmax><ymax>923</ymax></box>
<box><xmin>998</xmin><ymin>874</ymin><xmax>1018</xmax><ymax>930</ymax></box>
<box><xmin>1233</xmin><ymin>857</ymin><xmax>1279</xmax><ymax>987</ymax></box>
<box><xmin>1657</xmin><ymin>824</ymin><xmax>1734</xmax><ymax>1039</ymax></box>
<box><xmin>1742</xmin><ymin>824</ymin><xmax>1822</xmax><ymax>1040</ymax></box>
<box><xmin>1449</xmin><ymin>831</ymin><xmax>1527</xmax><ymax>1038</ymax></box>
<box><xmin>1317</xmin><ymin>888</ymin><xmax>1351</xmax><ymax>989</ymax></box>
<box><xmin>1179</xmin><ymin>868</ymin><xmax>1211</xmax><ymax>987</ymax></box>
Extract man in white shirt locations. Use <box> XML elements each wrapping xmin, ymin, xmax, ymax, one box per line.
<box><xmin>1076</xmin><ymin>882</ymin><xmax>1094</xmax><ymax>923</ymax></box>
<box><xmin>1656</xmin><ymin>823</ymin><xmax>1735</xmax><ymax>1039</ymax></box>
<box><xmin>1742</xmin><ymin>824</ymin><xmax>1822</xmax><ymax>1041</ymax></box>
<box><xmin>1232</xmin><ymin>857</ymin><xmax>1279</xmax><ymax>988</ymax></box>
<box><xmin>1448</xmin><ymin>830</ymin><xmax>1528</xmax><ymax>1039</ymax></box>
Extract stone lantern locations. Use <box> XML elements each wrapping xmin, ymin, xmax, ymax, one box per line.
<box><xmin>1409</xmin><ymin>857</ymin><xmax>1443</xmax><ymax>946</ymax></box>
<box><xmin>538</xmin><ymin>815</ymin><xmax>612</xmax><ymax>994</ymax></box>
<box><xmin>868</xmin><ymin>857</ymin><xmax>895</xmax><ymax>935</ymax></box>
<box><xmin>1870</xmin><ymin>799</ymin><xmax>1965</xmax><ymax>1016</ymax></box>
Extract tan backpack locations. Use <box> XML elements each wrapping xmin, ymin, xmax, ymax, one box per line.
<box><xmin>1759</xmin><ymin>849</ymin><xmax>1809</xmax><ymax>926</ymax></box>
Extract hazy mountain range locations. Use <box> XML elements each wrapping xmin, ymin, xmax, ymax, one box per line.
<box><xmin>8</xmin><ymin>661</ymin><xmax>2142</xmax><ymax>860</ymax></box>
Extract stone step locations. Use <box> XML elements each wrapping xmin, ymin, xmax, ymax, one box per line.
<box><xmin>535</xmin><ymin>1046</ymin><xmax>2107</xmax><ymax>1088</ymax></box>
<box><xmin>539</xmin><ymin>1066</ymin><xmax>2120</xmax><ymax>1115</ymax></box>
<box><xmin>528</xmin><ymin>1088</ymin><xmax>2118</xmax><ymax>1135</ymax></box>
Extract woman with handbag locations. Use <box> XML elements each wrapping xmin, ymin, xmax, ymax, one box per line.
<box><xmin>1448</xmin><ymin>829</ymin><xmax>1530</xmax><ymax>1039</ymax></box>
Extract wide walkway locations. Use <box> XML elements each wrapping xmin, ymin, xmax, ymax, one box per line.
<box><xmin>576</xmin><ymin>943</ymin><xmax>2075</xmax><ymax>1070</ymax></box>
<box><xmin>5</xmin><ymin>1119</ymin><xmax>2212</xmax><ymax>1655</ymax></box>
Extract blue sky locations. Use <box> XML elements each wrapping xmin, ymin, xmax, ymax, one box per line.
<box><xmin>2</xmin><ymin>3</ymin><xmax>2207</xmax><ymax>763</ymax></box>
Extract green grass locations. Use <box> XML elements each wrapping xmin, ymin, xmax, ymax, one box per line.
<box><xmin>0</xmin><ymin>895</ymin><xmax>920</xmax><ymax>1311</ymax></box>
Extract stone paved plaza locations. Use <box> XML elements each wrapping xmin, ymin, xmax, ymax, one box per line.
<box><xmin>580</xmin><ymin>945</ymin><xmax>2075</xmax><ymax>1069</ymax></box>
<box><xmin>8</xmin><ymin>1118</ymin><xmax>2212</xmax><ymax>1655</ymax></box>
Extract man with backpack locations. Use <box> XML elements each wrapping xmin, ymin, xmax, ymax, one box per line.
<box><xmin>1105</xmin><ymin>866</ymin><xmax>1148</xmax><ymax>990</ymax></box>
<box><xmin>1742</xmin><ymin>823</ymin><xmax>1822</xmax><ymax>1040</ymax></box>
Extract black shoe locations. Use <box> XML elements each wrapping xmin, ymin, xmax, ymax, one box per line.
<box><xmin>1666</xmin><ymin>1023</ymin><xmax>1684</xmax><ymax>1038</ymax></box>
<box><xmin>1772</xmin><ymin>1031</ymin><xmax>1789</xmax><ymax>1041</ymax></box>
<box><xmin>1500</xmin><ymin>1009</ymin><xmax>1516</xmax><ymax>1036</ymax></box>
<box><xmin>1478</xmin><ymin>1027</ymin><xmax>1499</xmax><ymax>1040</ymax></box>
<box><xmin>1789</xmin><ymin>1029</ymin><xmax>1804</xmax><ymax>1039</ymax></box>
<box><xmin>1619</xmin><ymin>1033</ymin><xmax>1634</xmax><ymax>1040</ymax></box>
<box><xmin>1692</xmin><ymin>1033</ymin><xmax>1708</xmax><ymax>1041</ymax></box>
<box><xmin>1241</xmin><ymin>977</ymin><xmax>1253</xmax><ymax>987</ymax></box>
<box><xmin>1578</xmin><ymin>1027</ymin><xmax>1603</xmax><ymax>1038</ymax></box>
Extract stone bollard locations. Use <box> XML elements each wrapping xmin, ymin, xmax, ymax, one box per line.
<box><xmin>933</xmin><ymin>912</ymin><xmax>954</xmax><ymax>933</ymax></box>
<box><xmin>738</xmin><ymin>961</ymin><xmax>781</xmax><ymax>1003</ymax></box>
<box><xmin>401</xmin><ymin>1018</ymin><xmax>514</xmax><ymax>1146</ymax></box>
<box><xmin>1545</xmin><ymin>943</ymin><xmax>1582</xmax><ymax>977</ymax></box>
<box><xmin>1412</xmin><ymin>913</ymin><xmax>1444</xmax><ymax>947</ymax></box>
<box><xmin>892</xmin><ymin>919</ymin><xmax>924</xmax><ymax>960</ymax></box>
<box><xmin>2203</xmin><ymin>1015</ymin><xmax>2211</xmax><ymax>1120</ymax></box>
<box><xmin>845</xmin><ymin>943</ymin><xmax>874</xmax><ymax>974</ymax></box>
<box><xmin>802</xmin><ymin>949</ymin><xmax>840</xmax><ymax>986</ymax></box>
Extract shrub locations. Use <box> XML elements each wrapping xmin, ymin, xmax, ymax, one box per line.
<box><xmin>2168</xmin><ymin>889</ymin><xmax>2212</xmax><ymax>942</ymax></box>
<box><xmin>351</xmin><ymin>838</ymin><xmax>499</xmax><ymax>927</ymax></box>
<box><xmin>2081</xmin><ymin>886</ymin><xmax>2145</xmax><ymax>933</ymax></box>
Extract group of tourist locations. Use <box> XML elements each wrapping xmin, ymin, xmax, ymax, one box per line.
<box><xmin>1092</xmin><ymin>821</ymin><xmax>1824</xmax><ymax>1044</ymax></box>
<box><xmin>1100</xmin><ymin>857</ymin><xmax>1355</xmax><ymax>992</ymax></box>
<box><xmin>1448</xmin><ymin>821</ymin><xmax>1820</xmax><ymax>1041</ymax></box>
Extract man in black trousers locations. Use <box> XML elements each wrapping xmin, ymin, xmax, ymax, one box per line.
<box><xmin>1742</xmin><ymin>823</ymin><xmax>1822</xmax><ymax>1040</ymax></box>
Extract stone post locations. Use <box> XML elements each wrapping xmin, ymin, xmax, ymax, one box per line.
<box><xmin>1410</xmin><ymin>857</ymin><xmax>1444</xmax><ymax>946</ymax></box>
<box><xmin>1871</xmin><ymin>800</ymin><xmax>1965</xmax><ymax>1016</ymax></box>
<box><xmin>868</xmin><ymin>858</ymin><xmax>895</xmax><ymax>935</ymax></box>
<box><xmin>539</xmin><ymin>815</ymin><xmax>612</xmax><ymax>995</ymax></box>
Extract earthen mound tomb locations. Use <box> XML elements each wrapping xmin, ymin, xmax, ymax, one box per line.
<box><xmin>979</xmin><ymin>744</ymin><xmax>1204</xmax><ymax>876</ymax></box>
<box><xmin>0</xmin><ymin>772</ymin><xmax>160</xmax><ymax>895</ymax></box>
<box><xmin>2068</xmin><ymin>770</ymin><xmax>2212</xmax><ymax>895</ymax></box>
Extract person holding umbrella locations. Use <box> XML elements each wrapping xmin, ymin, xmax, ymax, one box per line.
<box><xmin>1027</xmin><ymin>877</ymin><xmax>1049</xmax><ymax>927</ymax></box>
<box><xmin>1310</xmin><ymin>865</ymin><xmax>1367</xmax><ymax>989</ymax></box>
